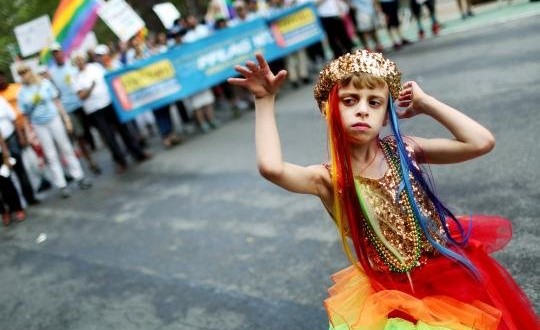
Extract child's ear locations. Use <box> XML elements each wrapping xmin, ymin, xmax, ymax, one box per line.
<box><xmin>383</xmin><ymin>113</ymin><xmax>388</xmax><ymax>126</ymax></box>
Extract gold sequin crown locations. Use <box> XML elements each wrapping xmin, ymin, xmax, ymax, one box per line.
<box><xmin>314</xmin><ymin>50</ymin><xmax>402</xmax><ymax>110</ymax></box>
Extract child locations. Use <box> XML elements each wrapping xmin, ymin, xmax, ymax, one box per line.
<box><xmin>228</xmin><ymin>51</ymin><xmax>537</xmax><ymax>329</ymax></box>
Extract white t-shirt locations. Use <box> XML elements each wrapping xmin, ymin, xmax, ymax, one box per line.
<box><xmin>72</xmin><ymin>63</ymin><xmax>112</xmax><ymax>114</ymax></box>
<box><xmin>317</xmin><ymin>0</ymin><xmax>347</xmax><ymax>17</ymax></box>
<box><xmin>0</xmin><ymin>96</ymin><xmax>16</xmax><ymax>139</ymax></box>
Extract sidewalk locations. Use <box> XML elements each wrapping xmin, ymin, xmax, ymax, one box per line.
<box><xmin>376</xmin><ymin>0</ymin><xmax>540</xmax><ymax>47</ymax></box>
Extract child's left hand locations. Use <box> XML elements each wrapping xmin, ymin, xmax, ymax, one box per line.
<box><xmin>396</xmin><ymin>81</ymin><xmax>428</xmax><ymax>118</ymax></box>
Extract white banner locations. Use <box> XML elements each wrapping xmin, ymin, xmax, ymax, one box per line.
<box><xmin>14</xmin><ymin>15</ymin><xmax>54</xmax><ymax>57</ymax></box>
<box><xmin>152</xmin><ymin>3</ymin><xmax>181</xmax><ymax>29</ymax></box>
<box><xmin>98</xmin><ymin>0</ymin><xmax>145</xmax><ymax>42</ymax></box>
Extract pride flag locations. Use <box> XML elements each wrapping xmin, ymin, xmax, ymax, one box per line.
<box><xmin>41</xmin><ymin>0</ymin><xmax>100</xmax><ymax>61</ymax></box>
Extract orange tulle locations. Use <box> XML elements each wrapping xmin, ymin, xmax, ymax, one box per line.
<box><xmin>324</xmin><ymin>215</ymin><xmax>539</xmax><ymax>330</ymax></box>
<box><xmin>325</xmin><ymin>265</ymin><xmax>501</xmax><ymax>329</ymax></box>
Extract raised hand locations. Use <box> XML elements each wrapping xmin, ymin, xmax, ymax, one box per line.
<box><xmin>227</xmin><ymin>52</ymin><xmax>288</xmax><ymax>99</ymax></box>
<box><xmin>396</xmin><ymin>81</ymin><xmax>428</xmax><ymax>119</ymax></box>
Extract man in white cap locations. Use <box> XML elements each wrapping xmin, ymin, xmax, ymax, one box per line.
<box><xmin>48</xmin><ymin>43</ymin><xmax>101</xmax><ymax>174</ymax></box>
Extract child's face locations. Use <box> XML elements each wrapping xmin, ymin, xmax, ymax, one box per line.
<box><xmin>338</xmin><ymin>83</ymin><xmax>389</xmax><ymax>144</ymax></box>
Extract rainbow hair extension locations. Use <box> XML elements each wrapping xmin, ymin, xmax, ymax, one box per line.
<box><xmin>326</xmin><ymin>80</ymin><xmax>479</xmax><ymax>280</ymax></box>
<box><xmin>326</xmin><ymin>86</ymin><xmax>382</xmax><ymax>283</ymax></box>
<box><xmin>387</xmin><ymin>98</ymin><xmax>479</xmax><ymax>277</ymax></box>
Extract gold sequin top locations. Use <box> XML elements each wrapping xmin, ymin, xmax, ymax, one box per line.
<box><xmin>329</xmin><ymin>137</ymin><xmax>447</xmax><ymax>272</ymax></box>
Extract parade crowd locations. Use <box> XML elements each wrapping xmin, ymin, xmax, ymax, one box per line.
<box><xmin>1</xmin><ymin>0</ymin><xmax>479</xmax><ymax>225</ymax></box>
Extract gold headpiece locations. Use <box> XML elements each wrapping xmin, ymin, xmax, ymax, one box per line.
<box><xmin>314</xmin><ymin>50</ymin><xmax>402</xmax><ymax>110</ymax></box>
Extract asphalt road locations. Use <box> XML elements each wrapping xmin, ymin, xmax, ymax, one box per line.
<box><xmin>1</xmin><ymin>11</ymin><xmax>538</xmax><ymax>330</ymax></box>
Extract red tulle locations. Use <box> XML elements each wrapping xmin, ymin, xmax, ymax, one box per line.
<box><xmin>367</xmin><ymin>215</ymin><xmax>538</xmax><ymax>329</ymax></box>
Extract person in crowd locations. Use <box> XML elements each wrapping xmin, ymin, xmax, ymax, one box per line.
<box><xmin>229</xmin><ymin>50</ymin><xmax>537</xmax><ymax>329</ymax></box>
<box><xmin>213</xmin><ymin>16</ymin><xmax>253</xmax><ymax>116</ymax></box>
<box><xmin>229</xmin><ymin>0</ymin><xmax>257</xmax><ymax>26</ymax></box>
<box><xmin>409</xmin><ymin>0</ymin><xmax>441</xmax><ymax>39</ymax></box>
<box><xmin>71</xmin><ymin>53</ymin><xmax>151</xmax><ymax>174</ymax></box>
<box><xmin>379</xmin><ymin>0</ymin><xmax>412</xmax><ymax>50</ymax></box>
<box><xmin>350</xmin><ymin>0</ymin><xmax>385</xmax><ymax>52</ymax></box>
<box><xmin>166</xmin><ymin>25</ymin><xmax>195</xmax><ymax>134</ymax></box>
<box><xmin>314</xmin><ymin>0</ymin><xmax>355</xmax><ymax>58</ymax></box>
<box><xmin>268</xmin><ymin>0</ymin><xmax>311</xmax><ymax>89</ymax></box>
<box><xmin>16</xmin><ymin>65</ymin><xmax>91</xmax><ymax>198</ymax></box>
<box><xmin>183</xmin><ymin>15</ymin><xmax>220</xmax><ymax>133</ymax></box>
<box><xmin>247</xmin><ymin>0</ymin><xmax>267</xmax><ymax>15</ymax></box>
<box><xmin>93</xmin><ymin>44</ymin><xmax>122</xmax><ymax>70</ymax></box>
<box><xmin>205</xmin><ymin>0</ymin><xmax>228</xmax><ymax>28</ymax></box>
<box><xmin>148</xmin><ymin>33</ymin><xmax>184</xmax><ymax>148</ymax></box>
<box><xmin>120</xmin><ymin>40</ymin><xmax>157</xmax><ymax>145</ymax></box>
<box><xmin>48</xmin><ymin>43</ymin><xmax>101</xmax><ymax>175</ymax></box>
<box><xmin>456</xmin><ymin>0</ymin><xmax>474</xmax><ymax>19</ymax></box>
<box><xmin>0</xmin><ymin>128</ymin><xmax>26</xmax><ymax>225</ymax></box>
<box><xmin>0</xmin><ymin>71</ymin><xmax>42</xmax><ymax>204</ymax></box>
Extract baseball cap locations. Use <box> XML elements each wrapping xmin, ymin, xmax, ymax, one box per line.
<box><xmin>50</xmin><ymin>42</ymin><xmax>62</xmax><ymax>52</ymax></box>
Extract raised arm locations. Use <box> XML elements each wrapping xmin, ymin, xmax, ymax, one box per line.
<box><xmin>396</xmin><ymin>81</ymin><xmax>495</xmax><ymax>164</ymax></box>
<box><xmin>227</xmin><ymin>53</ymin><xmax>330</xmax><ymax>196</ymax></box>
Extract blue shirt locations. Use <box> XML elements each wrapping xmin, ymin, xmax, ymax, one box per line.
<box><xmin>18</xmin><ymin>79</ymin><xmax>60</xmax><ymax>125</ymax></box>
<box><xmin>49</xmin><ymin>63</ymin><xmax>82</xmax><ymax>113</ymax></box>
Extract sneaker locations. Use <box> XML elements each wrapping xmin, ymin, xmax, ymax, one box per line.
<box><xmin>115</xmin><ymin>164</ymin><xmax>128</xmax><ymax>175</ymax></box>
<box><xmin>208</xmin><ymin>119</ymin><xmax>220</xmax><ymax>129</ymax></box>
<box><xmin>199</xmin><ymin>122</ymin><xmax>211</xmax><ymax>133</ymax></box>
<box><xmin>77</xmin><ymin>178</ymin><xmax>92</xmax><ymax>190</ymax></box>
<box><xmin>401</xmin><ymin>39</ymin><xmax>412</xmax><ymax>46</ymax></box>
<box><xmin>60</xmin><ymin>187</ymin><xmax>71</xmax><ymax>199</ymax></box>
<box><xmin>182</xmin><ymin>124</ymin><xmax>196</xmax><ymax>135</ymax></box>
<box><xmin>90</xmin><ymin>164</ymin><xmax>102</xmax><ymax>175</ymax></box>
<box><xmin>2</xmin><ymin>213</ymin><xmax>10</xmax><ymax>226</ymax></box>
<box><xmin>27</xmin><ymin>198</ymin><xmax>41</xmax><ymax>206</ymax></box>
<box><xmin>37</xmin><ymin>179</ymin><xmax>52</xmax><ymax>193</ymax></box>
<box><xmin>393</xmin><ymin>43</ymin><xmax>402</xmax><ymax>51</ymax></box>
<box><xmin>14</xmin><ymin>210</ymin><xmax>26</xmax><ymax>222</ymax></box>
<box><xmin>375</xmin><ymin>44</ymin><xmax>385</xmax><ymax>53</ymax></box>
<box><xmin>432</xmin><ymin>23</ymin><xmax>441</xmax><ymax>36</ymax></box>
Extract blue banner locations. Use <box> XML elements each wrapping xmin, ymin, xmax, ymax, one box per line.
<box><xmin>104</xmin><ymin>3</ymin><xmax>324</xmax><ymax>122</ymax></box>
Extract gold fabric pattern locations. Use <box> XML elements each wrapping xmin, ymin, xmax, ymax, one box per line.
<box><xmin>358</xmin><ymin>137</ymin><xmax>446</xmax><ymax>271</ymax></box>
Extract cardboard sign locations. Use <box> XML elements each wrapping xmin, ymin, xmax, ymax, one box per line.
<box><xmin>98</xmin><ymin>0</ymin><xmax>145</xmax><ymax>42</ymax></box>
<box><xmin>14</xmin><ymin>15</ymin><xmax>54</xmax><ymax>57</ymax></box>
<box><xmin>152</xmin><ymin>2</ymin><xmax>181</xmax><ymax>29</ymax></box>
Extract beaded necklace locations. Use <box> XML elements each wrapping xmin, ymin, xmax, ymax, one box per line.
<box><xmin>354</xmin><ymin>139</ymin><xmax>423</xmax><ymax>273</ymax></box>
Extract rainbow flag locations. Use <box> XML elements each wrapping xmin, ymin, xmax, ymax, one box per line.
<box><xmin>41</xmin><ymin>0</ymin><xmax>100</xmax><ymax>62</ymax></box>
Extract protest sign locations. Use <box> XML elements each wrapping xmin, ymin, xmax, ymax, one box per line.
<box><xmin>152</xmin><ymin>3</ymin><xmax>181</xmax><ymax>29</ymax></box>
<box><xmin>14</xmin><ymin>16</ymin><xmax>54</xmax><ymax>57</ymax></box>
<box><xmin>98</xmin><ymin>0</ymin><xmax>145</xmax><ymax>42</ymax></box>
